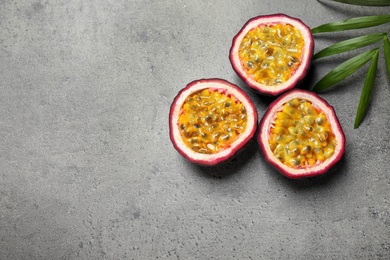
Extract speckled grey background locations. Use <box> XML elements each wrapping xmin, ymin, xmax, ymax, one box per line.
<box><xmin>1</xmin><ymin>1</ymin><xmax>389</xmax><ymax>259</ymax></box>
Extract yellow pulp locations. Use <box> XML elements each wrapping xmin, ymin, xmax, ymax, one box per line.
<box><xmin>178</xmin><ymin>89</ymin><xmax>247</xmax><ymax>154</ymax></box>
<box><xmin>238</xmin><ymin>23</ymin><xmax>304</xmax><ymax>86</ymax></box>
<box><xmin>268</xmin><ymin>98</ymin><xmax>336</xmax><ymax>168</ymax></box>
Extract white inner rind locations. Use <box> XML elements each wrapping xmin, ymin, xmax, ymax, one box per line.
<box><xmin>171</xmin><ymin>80</ymin><xmax>257</xmax><ymax>165</ymax></box>
<box><xmin>260</xmin><ymin>89</ymin><xmax>345</xmax><ymax>176</ymax></box>
<box><xmin>230</xmin><ymin>15</ymin><xmax>313</xmax><ymax>95</ymax></box>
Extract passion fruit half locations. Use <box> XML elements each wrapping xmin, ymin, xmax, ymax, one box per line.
<box><xmin>230</xmin><ymin>14</ymin><xmax>314</xmax><ymax>96</ymax></box>
<box><xmin>258</xmin><ymin>89</ymin><xmax>345</xmax><ymax>178</ymax></box>
<box><xmin>169</xmin><ymin>79</ymin><xmax>258</xmax><ymax>166</ymax></box>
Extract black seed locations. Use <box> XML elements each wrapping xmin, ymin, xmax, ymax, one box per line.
<box><xmin>290</xmin><ymin>56</ymin><xmax>298</xmax><ymax>63</ymax></box>
<box><xmin>290</xmin><ymin>158</ymin><xmax>300</xmax><ymax>166</ymax></box>
<box><xmin>191</xmin><ymin>137</ymin><xmax>200</xmax><ymax>144</ymax></box>
<box><xmin>316</xmin><ymin>117</ymin><xmax>324</xmax><ymax>125</ymax></box>
<box><xmin>221</xmin><ymin>134</ymin><xmax>230</xmax><ymax>140</ymax></box>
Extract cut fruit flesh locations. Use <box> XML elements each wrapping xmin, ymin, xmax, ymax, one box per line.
<box><xmin>239</xmin><ymin>23</ymin><xmax>304</xmax><ymax>86</ymax></box>
<box><xmin>230</xmin><ymin>14</ymin><xmax>313</xmax><ymax>96</ymax></box>
<box><xmin>169</xmin><ymin>79</ymin><xmax>258</xmax><ymax>166</ymax></box>
<box><xmin>258</xmin><ymin>89</ymin><xmax>345</xmax><ymax>178</ymax></box>
<box><xmin>179</xmin><ymin>88</ymin><xmax>248</xmax><ymax>154</ymax></box>
<box><xmin>269</xmin><ymin>98</ymin><xmax>337</xmax><ymax>168</ymax></box>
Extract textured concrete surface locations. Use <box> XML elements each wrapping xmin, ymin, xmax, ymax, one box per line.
<box><xmin>1</xmin><ymin>1</ymin><xmax>389</xmax><ymax>259</ymax></box>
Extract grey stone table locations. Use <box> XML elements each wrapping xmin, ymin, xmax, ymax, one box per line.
<box><xmin>1</xmin><ymin>1</ymin><xmax>389</xmax><ymax>259</ymax></box>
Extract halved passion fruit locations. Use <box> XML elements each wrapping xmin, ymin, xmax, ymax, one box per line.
<box><xmin>169</xmin><ymin>79</ymin><xmax>258</xmax><ymax>166</ymax></box>
<box><xmin>230</xmin><ymin>14</ymin><xmax>314</xmax><ymax>96</ymax></box>
<box><xmin>258</xmin><ymin>89</ymin><xmax>345</xmax><ymax>178</ymax></box>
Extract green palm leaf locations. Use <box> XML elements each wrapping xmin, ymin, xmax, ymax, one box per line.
<box><xmin>311</xmin><ymin>15</ymin><xmax>390</xmax><ymax>33</ymax></box>
<box><xmin>354</xmin><ymin>49</ymin><xmax>379</xmax><ymax>128</ymax></box>
<box><xmin>383</xmin><ymin>35</ymin><xmax>390</xmax><ymax>80</ymax></box>
<box><xmin>327</xmin><ymin>0</ymin><xmax>390</xmax><ymax>6</ymax></box>
<box><xmin>314</xmin><ymin>33</ymin><xmax>386</xmax><ymax>59</ymax></box>
<box><xmin>313</xmin><ymin>48</ymin><xmax>377</xmax><ymax>92</ymax></box>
